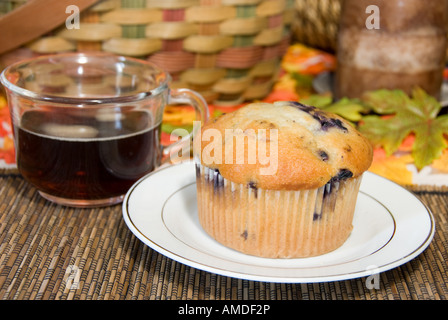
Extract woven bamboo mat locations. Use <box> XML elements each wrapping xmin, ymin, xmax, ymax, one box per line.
<box><xmin>0</xmin><ymin>170</ymin><xmax>447</xmax><ymax>300</ymax></box>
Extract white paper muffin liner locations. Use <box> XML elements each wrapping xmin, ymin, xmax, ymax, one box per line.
<box><xmin>195</xmin><ymin>163</ymin><xmax>363</xmax><ymax>258</ymax></box>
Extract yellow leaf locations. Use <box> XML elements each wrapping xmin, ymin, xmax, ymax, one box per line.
<box><xmin>0</xmin><ymin>96</ymin><xmax>6</xmax><ymax>108</ymax></box>
<box><xmin>273</xmin><ymin>73</ymin><xmax>297</xmax><ymax>92</ymax></box>
<box><xmin>432</xmin><ymin>147</ymin><xmax>448</xmax><ymax>173</ymax></box>
<box><xmin>2</xmin><ymin>136</ymin><xmax>14</xmax><ymax>150</ymax></box>
<box><xmin>368</xmin><ymin>148</ymin><xmax>414</xmax><ymax>185</ymax></box>
<box><xmin>163</xmin><ymin>106</ymin><xmax>195</xmax><ymax>125</ymax></box>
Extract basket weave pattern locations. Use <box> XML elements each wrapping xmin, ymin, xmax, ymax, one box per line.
<box><xmin>26</xmin><ymin>0</ymin><xmax>294</xmax><ymax>104</ymax></box>
<box><xmin>292</xmin><ymin>0</ymin><xmax>341</xmax><ymax>52</ymax></box>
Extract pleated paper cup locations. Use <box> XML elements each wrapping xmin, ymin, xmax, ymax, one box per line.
<box><xmin>195</xmin><ymin>163</ymin><xmax>363</xmax><ymax>258</ymax></box>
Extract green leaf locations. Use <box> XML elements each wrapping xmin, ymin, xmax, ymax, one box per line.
<box><xmin>359</xmin><ymin>88</ymin><xmax>448</xmax><ymax>169</ymax></box>
<box><xmin>300</xmin><ymin>95</ymin><xmax>332</xmax><ymax>108</ymax></box>
<box><xmin>362</xmin><ymin>89</ymin><xmax>411</xmax><ymax>114</ymax></box>
<box><xmin>410</xmin><ymin>87</ymin><xmax>441</xmax><ymax>119</ymax></box>
<box><xmin>323</xmin><ymin>98</ymin><xmax>368</xmax><ymax>122</ymax></box>
<box><xmin>291</xmin><ymin>72</ymin><xmax>314</xmax><ymax>90</ymax></box>
<box><xmin>412</xmin><ymin>117</ymin><xmax>448</xmax><ymax>169</ymax></box>
<box><xmin>161</xmin><ymin>123</ymin><xmax>193</xmax><ymax>136</ymax></box>
<box><xmin>299</xmin><ymin>95</ymin><xmax>369</xmax><ymax>122</ymax></box>
<box><xmin>360</xmin><ymin>115</ymin><xmax>412</xmax><ymax>156</ymax></box>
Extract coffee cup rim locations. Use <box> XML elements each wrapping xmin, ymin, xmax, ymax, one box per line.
<box><xmin>0</xmin><ymin>52</ymin><xmax>171</xmax><ymax>106</ymax></box>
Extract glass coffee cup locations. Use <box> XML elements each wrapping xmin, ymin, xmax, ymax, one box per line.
<box><xmin>0</xmin><ymin>52</ymin><xmax>209</xmax><ymax>207</ymax></box>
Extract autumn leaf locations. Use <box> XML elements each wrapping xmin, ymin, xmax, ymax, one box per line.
<box><xmin>361</xmin><ymin>89</ymin><xmax>410</xmax><ymax>114</ymax></box>
<box><xmin>432</xmin><ymin>145</ymin><xmax>448</xmax><ymax>173</ymax></box>
<box><xmin>323</xmin><ymin>98</ymin><xmax>369</xmax><ymax>122</ymax></box>
<box><xmin>359</xmin><ymin>88</ymin><xmax>448</xmax><ymax>170</ymax></box>
<box><xmin>369</xmin><ymin>148</ymin><xmax>414</xmax><ymax>185</ymax></box>
<box><xmin>300</xmin><ymin>95</ymin><xmax>369</xmax><ymax>122</ymax></box>
<box><xmin>299</xmin><ymin>94</ymin><xmax>332</xmax><ymax>108</ymax></box>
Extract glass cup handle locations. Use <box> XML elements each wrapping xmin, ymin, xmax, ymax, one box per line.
<box><xmin>161</xmin><ymin>88</ymin><xmax>209</xmax><ymax>163</ymax></box>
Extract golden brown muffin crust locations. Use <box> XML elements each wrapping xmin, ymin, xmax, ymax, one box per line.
<box><xmin>195</xmin><ymin>101</ymin><xmax>373</xmax><ymax>190</ymax></box>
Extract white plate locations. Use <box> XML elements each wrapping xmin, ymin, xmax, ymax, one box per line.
<box><xmin>122</xmin><ymin>161</ymin><xmax>435</xmax><ymax>283</ymax></box>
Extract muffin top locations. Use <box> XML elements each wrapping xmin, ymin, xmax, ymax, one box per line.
<box><xmin>194</xmin><ymin>101</ymin><xmax>373</xmax><ymax>190</ymax></box>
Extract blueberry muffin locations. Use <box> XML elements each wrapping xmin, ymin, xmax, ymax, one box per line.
<box><xmin>194</xmin><ymin>101</ymin><xmax>373</xmax><ymax>258</ymax></box>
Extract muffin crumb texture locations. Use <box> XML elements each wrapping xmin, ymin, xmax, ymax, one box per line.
<box><xmin>196</xmin><ymin>101</ymin><xmax>373</xmax><ymax>190</ymax></box>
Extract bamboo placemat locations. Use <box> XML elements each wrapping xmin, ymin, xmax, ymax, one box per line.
<box><xmin>0</xmin><ymin>169</ymin><xmax>447</xmax><ymax>300</ymax></box>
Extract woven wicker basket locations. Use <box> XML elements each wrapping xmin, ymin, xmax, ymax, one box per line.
<box><xmin>12</xmin><ymin>0</ymin><xmax>293</xmax><ymax>105</ymax></box>
<box><xmin>292</xmin><ymin>0</ymin><xmax>341</xmax><ymax>52</ymax></box>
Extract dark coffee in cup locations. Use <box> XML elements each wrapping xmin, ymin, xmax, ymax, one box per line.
<box><xmin>1</xmin><ymin>52</ymin><xmax>209</xmax><ymax>207</ymax></box>
<box><xmin>17</xmin><ymin>109</ymin><xmax>161</xmax><ymax>201</ymax></box>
